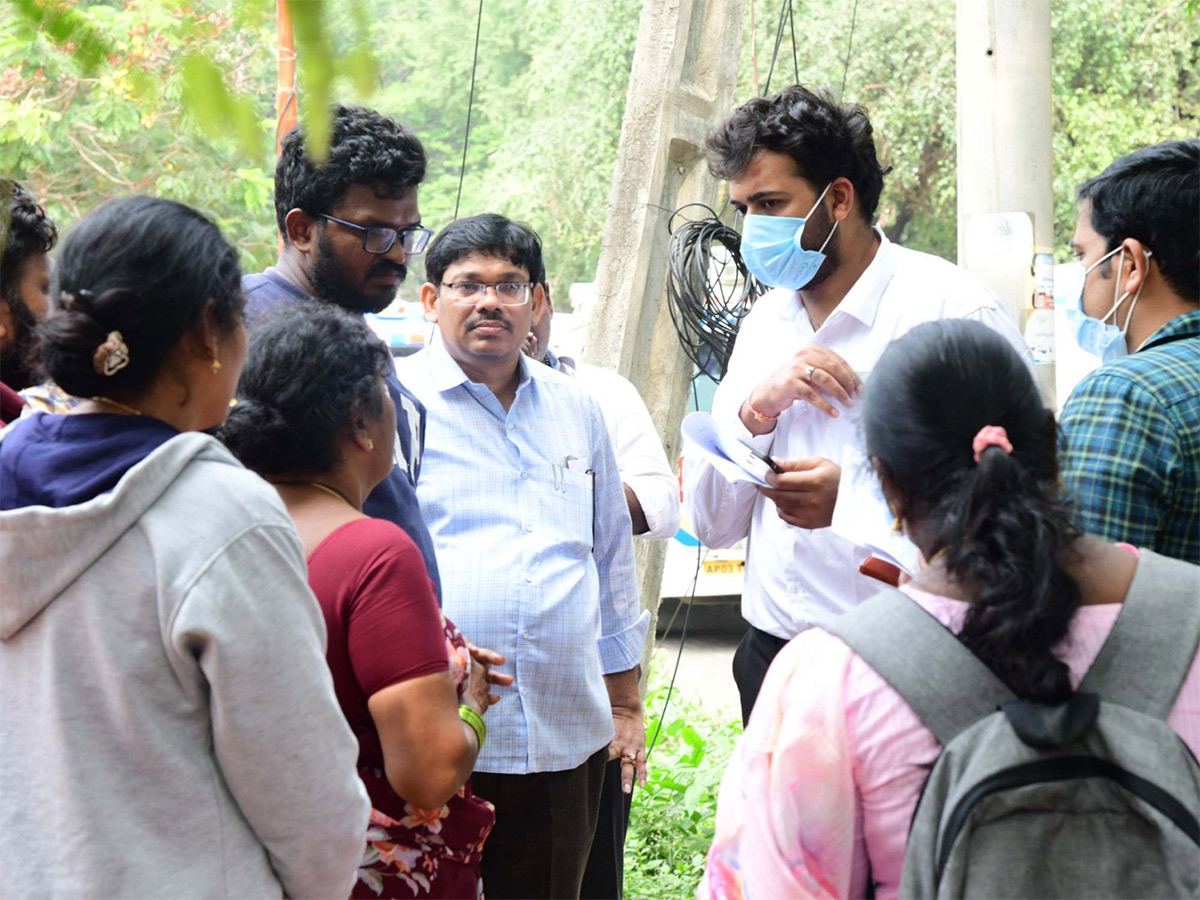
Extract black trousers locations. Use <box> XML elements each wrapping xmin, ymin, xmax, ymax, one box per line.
<box><xmin>732</xmin><ymin>624</ymin><xmax>790</xmax><ymax>726</ymax></box>
<box><xmin>472</xmin><ymin>747</ymin><xmax>608</xmax><ymax>899</ymax></box>
<box><xmin>579</xmin><ymin>758</ymin><xmax>633</xmax><ymax>898</ymax></box>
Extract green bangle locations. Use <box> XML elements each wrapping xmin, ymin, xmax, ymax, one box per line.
<box><xmin>458</xmin><ymin>705</ymin><xmax>486</xmax><ymax>749</ymax></box>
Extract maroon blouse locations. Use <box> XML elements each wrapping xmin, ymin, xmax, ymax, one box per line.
<box><xmin>308</xmin><ymin>518</ymin><xmax>495</xmax><ymax>899</ymax></box>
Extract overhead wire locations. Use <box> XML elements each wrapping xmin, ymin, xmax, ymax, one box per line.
<box><xmin>761</xmin><ymin>0</ymin><xmax>788</xmax><ymax>96</ymax></box>
<box><xmin>840</xmin><ymin>0</ymin><xmax>861</xmax><ymax>100</ymax></box>
<box><xmin>788</xmin><ymin>0</ymin><xmax>799</xmax><ymax>85</ymax></box>
<box><xmin>453</xmin><ymin>0</ymin><xmax>485</xmax><ymax>221</ymax></box>
<box><xmin>646</xmin><ymin>376</ymin><xmax>705</xmax><ymax>759</ymax></box>
<box><xmin>762</xmin><ymin>0</ymin><xmax>798</xmax><ymax>96</ymax></box>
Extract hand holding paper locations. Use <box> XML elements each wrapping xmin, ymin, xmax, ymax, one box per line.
<box><xmin>681</xmin><ymin>412</ymin><xmax>779</xmax><ymax>487</ymax></box>
<box><xmin>757</xmin><ymin>457</ymin><xmax>841</xmax><ymax>529</ymax></box>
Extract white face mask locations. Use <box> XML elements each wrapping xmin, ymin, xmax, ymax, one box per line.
<box><xmin>739</xmin><ymin>183</ymin><xmax>838</xmax><ymax>290</ymax></box>
<box><xmin>1062</xmin><ymin>245</ymin><xmax>1152</xmax><ymax>362</ymax></box>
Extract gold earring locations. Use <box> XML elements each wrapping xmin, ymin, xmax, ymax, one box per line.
<box><xmin>211</xmin><ymin>357</ymin><xmax>221</xmax><ymax>374</ymax></box>
<box><xmin>892</xmin><ymin>517</ymin><xmax>903</xmax><ymax>534</ymax></box>
<box><xmin>365</xmin><ymin>438</ymin><xmax>374</xmax><ymax>451</ymax></box>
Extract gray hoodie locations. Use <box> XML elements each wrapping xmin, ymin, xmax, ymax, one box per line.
<box><xmin>0</xmin><ymin>432</ymin><xmax>370</xmax><ymax>898</ymax></box>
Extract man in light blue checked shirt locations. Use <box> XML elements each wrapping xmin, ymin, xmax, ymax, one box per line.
<box><xmin>396</xmin><ymin>214</ymin><xmax>649</xmax><ymax>900</ymax></box>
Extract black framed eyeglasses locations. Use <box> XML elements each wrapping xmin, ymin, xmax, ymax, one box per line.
<box><xmin>319</xmin><ymin>214</ymin><xmax>434</xmax><ymax>255</ymax></box>
<box><xmin>440</xmin><ymin>282</ymin><xmax>533</xmax><ymax>306</ymax></box>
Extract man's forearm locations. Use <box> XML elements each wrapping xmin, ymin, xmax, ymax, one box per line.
<box><xmin>603</xmin><ymin>666</ymin><xmax>642</xmax><ymax>711</ymax></box>
<box><xmin>623</xmin><ymin>483</ymin><xmax>650</xmax><ymax>535</ymax></box>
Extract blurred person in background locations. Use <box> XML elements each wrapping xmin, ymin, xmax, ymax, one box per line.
<box><xmin>0</xmin><ymin>178</ymin><xmax>57</xmax><ymax>423</ymax></box>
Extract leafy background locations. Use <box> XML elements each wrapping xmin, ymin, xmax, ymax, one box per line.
<box><xmin>4</xmin><ymin>0</ymin><xmax>1196</xmax><ymax>302</ymax></box>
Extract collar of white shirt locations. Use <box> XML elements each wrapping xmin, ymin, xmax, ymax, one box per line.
<box><xmin>784</xmin><ymin>227</ymin><xmax>898</xmax><ymax>331</ymax></box>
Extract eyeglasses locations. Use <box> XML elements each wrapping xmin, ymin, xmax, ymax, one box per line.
<box><xmin>319</xmin><ymin>214</ymin><xmax>434</xmax><ymax>255</ymax></box>
<box><xmin>440</xmin><ymin>282</ymin><xmax>533</xmax><ymax>306</ymax></box>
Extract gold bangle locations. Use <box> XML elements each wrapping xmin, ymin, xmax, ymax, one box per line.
<box><xmin>458</xmin><ymin>705</ymin><xmax>486</xmax><ymax>749</ymax></box>
<box><xmin>745</xmin><ymin>396</ymin><xmax>779</xmax><ymax>422</ymax></box>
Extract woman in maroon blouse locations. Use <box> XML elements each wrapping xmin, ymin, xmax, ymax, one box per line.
<box><xmin>222</xmin><ymin>303</ymin><xmax>511</xmax><ymax>899</ymax></box>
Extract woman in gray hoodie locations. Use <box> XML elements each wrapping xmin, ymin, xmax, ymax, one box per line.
<box><xmin>0</xmin><ymin>196</ymin><xmax>370</xmax><ymax>898</ymax></box>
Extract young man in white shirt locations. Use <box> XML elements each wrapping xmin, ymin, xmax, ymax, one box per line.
<box><xmin>684</xmin><ymin>84</ymin><xmax>1031</xmax><ymax>724</ymax></box>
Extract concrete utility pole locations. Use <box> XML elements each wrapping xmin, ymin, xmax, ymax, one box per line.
<box><xmin>957</xmin><ymin>0</ymin><xmax>1056</xmax><ymax>405</ymax></box>
<box><xmin>584</xmin><ymin>0</ymin><xmax>746</xmax><ymax>668</ymax></box>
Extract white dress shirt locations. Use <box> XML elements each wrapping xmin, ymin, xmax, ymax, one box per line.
<box><xmin>683</xmin><ymin>231</ymin><xmax>1033</xmax><ymax>640</ymax></box>
<box><xmin>397</xmin><ymin>337</ymin><xmax>649</xmax><ymax>774</ymax></box>
<box><xmin>550</xmin><ymin>352</ymin><xmax>681</xmax><ymax>540</ymax></box>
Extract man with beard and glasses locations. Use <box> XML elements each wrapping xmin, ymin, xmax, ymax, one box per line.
<box><xmin>1</xmin><ymin>179</ymin><xmax>57</xmax><ymax>425</ymax></box>
<box><xmin>684</xmin><ymin>84</ymin><xmax>1032</xmax><ymax>724</ymax></box>
<box><xmin>243</xmin><ymin>104</ymin><xmax>442</xmax><ymax>596</ymax></box>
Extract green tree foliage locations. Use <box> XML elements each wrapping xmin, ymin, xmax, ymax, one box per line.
<box><xmin>348</xmin><ymin>0</ymin><xmax>643</xmax><ymax>290</ymax></box>
<box><xmin>1050</xmin><ymin>1</ymin><xmax>1198</xmax><ymax>256</ymax></box>
<box><xmin>1</xmin><ymin>1</ymin><xmax>279</xmax><ymax>263</ymax></box>
<box><xmin>2</xmin><ymin>0</ymin><xmax>1195</xmax><ymax>292</ymax></box>
<box><xmin>739</xmin><ymin>0</ymin><xmax>1197</xmax><ymax>260</ymax></box>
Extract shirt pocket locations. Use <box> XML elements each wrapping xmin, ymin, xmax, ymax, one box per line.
<box><xmin>543</xmin><ymin>464</ymin><xmax>595</xmax><ymax>556</ymax></box>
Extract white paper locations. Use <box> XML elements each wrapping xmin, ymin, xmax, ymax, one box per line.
<box><xmin>830</xmin><ymin>443</ymin><xmax>920</xmax><ymax>575</ymax></box>
<box><xmin>681</xmin><ymin>412</ymin><xmax>774</xmax><ymax>487</ymax></box>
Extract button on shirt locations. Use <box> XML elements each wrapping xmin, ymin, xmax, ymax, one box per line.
<box><xmin>684</xmin><ymin>231</ymin><xmax>1033</xmax><ymax>640</ymax></box>
<box><xmin>1060</xmin><ymin>309</ymin><xmax>1200</xmax><ymax>564</ymax></box>
<box><xmin>548</xmin><ymin>351</ymin><xmax>681</xmax><ymax>540</ymax></box>
<box><xmin>397</xmin><ymin>337</ymin><xmax>649</xmax><ymax>775</ymax></box>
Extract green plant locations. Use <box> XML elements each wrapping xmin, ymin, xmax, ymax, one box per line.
<box><xmin>625</xmin><ymin>665</ymin><xmax>742</xmax><ymax>900</ymax></box>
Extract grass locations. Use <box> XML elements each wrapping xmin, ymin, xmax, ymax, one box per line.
<box><xmin>624</xmin><ymin>661</ymin><xmax>743</xmax><ymax>899</ymax></box>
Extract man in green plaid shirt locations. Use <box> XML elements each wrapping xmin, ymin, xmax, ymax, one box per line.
<box><xmin>1060</xmin><ymin>140</ymin><xmax>1199</xmax><ymax>563</ymax></box>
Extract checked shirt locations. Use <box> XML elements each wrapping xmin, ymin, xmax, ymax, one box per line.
<box><xmin>1060</xmin><ymin>309</ymin><xmax>1200</xmax><ymax>563</ymax></box>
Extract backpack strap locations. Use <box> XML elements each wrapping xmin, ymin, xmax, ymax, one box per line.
<box><xmin>819</xmin><ymin>589</ymin><xmax>1016</xmax><ymax>746</ymax></box>
<box><xmin>1078</xmin><ymin>548</ymin><xmax>1200</xmax><ymax>719</ymax></box>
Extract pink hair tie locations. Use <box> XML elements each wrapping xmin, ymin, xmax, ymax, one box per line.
<box><xmin>972</xmin><ymin>425</ymin><xmax>1013</xmax><ymax>463</ymax></box>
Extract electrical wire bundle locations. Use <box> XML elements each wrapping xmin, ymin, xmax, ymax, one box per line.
<box><xmin>665</xmin><ymin>204</ymin><xmax>766</xmax><ymax>383</ymax></box>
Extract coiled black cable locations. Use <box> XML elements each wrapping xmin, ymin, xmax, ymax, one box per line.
<box><xmin>665</xmin><ymin>204</ymin><xmax>765</xmax><ymax>382</ymax></box>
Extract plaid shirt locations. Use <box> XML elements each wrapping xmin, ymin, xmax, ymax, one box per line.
<box><xmin>1060</xmin><ymin>309</ymin><xmax>1200</xmax><ymax>563</ymax></box>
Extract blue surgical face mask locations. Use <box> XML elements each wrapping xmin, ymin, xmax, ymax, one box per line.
<box><xmin>1062</xmin><ymin>245</ymin><xmax>1152</xmax><ymax>363</ymax></box>
<box><xmin>739</xmin><ymin>182</ymin><xmax>838</xmax><ymax>290</ymax></box>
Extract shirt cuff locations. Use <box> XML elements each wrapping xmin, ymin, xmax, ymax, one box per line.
<box><xmin>598</xmin><ymin>608</ymin><xmax>651</xmax><ymax>674</ymax></box>
<box><xmin>726</xmin><ymin>404</ymin><xmax>778</xmax><ymax>454</ymax></box>
<box><xmin>631</xmin><ymin>482</ymin><xmax>682</xmax><ymax>540</ymax></box>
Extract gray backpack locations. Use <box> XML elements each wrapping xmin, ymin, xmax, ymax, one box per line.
<box><xmin>822</xmin><ymin>548</ymin><xmax>1200</xmax><ymax>898</ymax></box>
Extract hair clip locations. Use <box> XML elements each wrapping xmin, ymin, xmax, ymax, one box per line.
<box><xmin>972</xmin><ymin>425</ymin><xmax>1013</xmax><ymax>463</ymax></box>
<box><xmin>93</xmin><ymin>331</ymin><xmax>131</xmax><ymax>377</ymax></box>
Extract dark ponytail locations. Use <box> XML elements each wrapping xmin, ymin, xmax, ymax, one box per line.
<box><xmin>864</xmin><ymin>319</ymin><xmax>1082</xmax><ymax>704</ymax></box>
